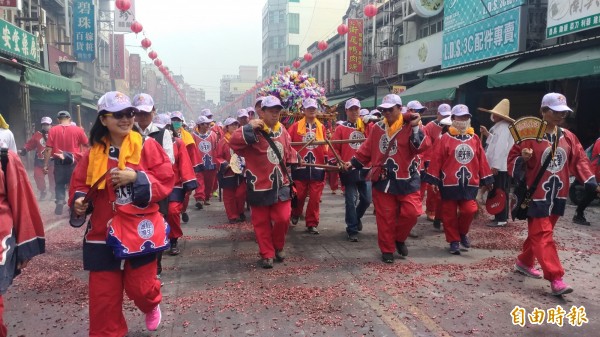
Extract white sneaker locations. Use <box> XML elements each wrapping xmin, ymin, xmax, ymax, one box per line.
<box><xmin>486</xmin><ymin>221</ymin><xmax>507</xmax><ymax>227</ymax></box>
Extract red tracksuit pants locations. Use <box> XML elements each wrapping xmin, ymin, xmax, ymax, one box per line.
<box><xmin>292</xmin><ymin>180</ymin><xmax>325</xmax><ymax>227</ymax></box>
<box><xmin>88</xmin><ymin>260</ymin><xmax>161</xmax><ymax>337</ymax></box>
<box><xmin>34</xmin><ymin>165</ymin><xmax>55</xmax><ymax>193</ymax></box>
<box><xmin>426</xmin><ymin>184</ymin><xmax>442</xmax><ymax>218</ymax></box>
<box><xmin>327</xmin><ymin>171</ymin><xmax>339</xmax><ymax>192</ymax></box>
<box><xmin>168</xmin><ymin>201</ymin><xmax>183</xmax><ymax>239</ymax></box>
<box><xmin>223</xmin><ymin>183</ymin><xmax>246</xmax><ymax>221</ymax></box>
<box><xmin>0</xmin><ymin>295</ymin><xmax>6</xmax><ymax>337</ymax></box>
<box><xmin>517</xmin><ymin>215</ymin><xmax>564</xmax><ymax>281</ymax></box>
<box><xmin>441</xmin><ymin>199</ymin><xmax>478</xmax><ymax>243</ymax></box>
<box><xmin>250</xmin><ymin>200</ymin><xmax>291</xmax><ymax>259</ymax></box>
<box><xmin>194</xmin><ymin>170</ymin><xmax>217</xmax><ymax>202</ymax></box>
<box><xmin>373</xmin><ymin>189</ymin><xmax>421</xmax><ymax>253</ymax></box>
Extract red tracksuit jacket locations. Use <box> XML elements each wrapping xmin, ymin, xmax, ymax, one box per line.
<box><xmin>215</xmin><ymin>136</ymin><xmax>245</xmax><ymax>189</ymax></box>
<box><xmin>0</xmin><ymin>150</ymin><xmax>45</xmax><ymax>293</ymax></box>
<box><xmin>425</xmin><ymin>132</ymin><xmax>494</xmax><ymax>200</ymax></box>
<box><xmin>23</xmin><ymin>131</ymin><xmax>48</xmax><ymax>164</ymax></box>
<box><xmin>168</xmin><ymin>138</ymin><xmax>198</xmax><ymax>202</ymax></box>
<box><xmin>352</xmin><ymin>121</ymin><xmax>428</xmax><ymax>195</ymax></box>
<box><xmin>193</xmin><ymin>130</ymin><xmax>219</xmax><ymax>172</ymax></box>
<box><xmin>229</xmin><ymin>124</ymin><xmax>297</xmax><ymax>206</ymax></box>
<box><xmin>288</xmin><ymin>121</ymin><xmax>326</xmax><ymax>181</ymax></box>
<box><xmin>68</xmin><ymin>137</ymin><xmax>174</xmax><ymax>271</ymax></box>
<box><xmin>330</xmin><ymin>121</ymin><xmax>369</xmax><ymax>183</ymax></box>
<box><xmin>508</xmin><ymin>128</ymin><xmax>596</xmax><ymax>217</ymax></box>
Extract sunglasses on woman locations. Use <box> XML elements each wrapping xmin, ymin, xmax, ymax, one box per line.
<box><xmin>103</xmin><ymin>109</ymin><xmax>136</xmax><ymax>119</ymax></box>
<box><xmin>380</xmin><ymin>107</ymin><xmax>394</xmax><ymax>113</ymax></box>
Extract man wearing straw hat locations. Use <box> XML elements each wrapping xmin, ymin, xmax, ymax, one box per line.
<box><xmin>479</xmin><ymin>99</ymin><xmax>515</xmax><ymax>227</ymax></box>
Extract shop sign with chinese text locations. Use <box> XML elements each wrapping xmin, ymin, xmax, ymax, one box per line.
<box><xmin>444</xmin><ymin>0</ymin><xmax>525</xmax><ymax>32</ymax></box>
<box><xmin>115</xmin><ymin>0</ymin><xmax>136</xmax><ymax>33</ymax></box>
<box><xmin>442</xmin><ymin>6</ymin><xmax>523</xmax><ymax>68</ymax></box>
<box><xmin>0</xmin><ymin>0</ymin><xmax>18</xmax><ymax>9</ymax></box>
<box><xmin>110</xmin><ymin>34</ymin><xmax>125</xmax><ymax>80</ymax></box>
<box><xmin>0</xmin><ymin>19</ymin><xmax>39</xmax><ymax>63</ymax></box>
<box><xmin>73</xmin><ymin>0</ymin><xmax>95</xmax><ymax>62</ymax></box>
<box><xmin>546</xmin><ymin>0</ymin><xmax>600</xmax><ymax>38</ymax></box>
<box><xmin>345</xmin><ymin>19</ymin><xmax>364</xmax><ymax>73</ymax></box>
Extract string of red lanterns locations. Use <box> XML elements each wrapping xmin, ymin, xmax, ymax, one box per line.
<box><xmin>116</xmin><ymin>9</ymin><xmax>193</xmax><ymax>113</ymax></box>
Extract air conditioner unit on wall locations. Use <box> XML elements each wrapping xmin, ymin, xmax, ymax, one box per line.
<box><xmin>378</xmin><ymin>47</ymin><xmax>393</xmax><ymax>61</ymax></box>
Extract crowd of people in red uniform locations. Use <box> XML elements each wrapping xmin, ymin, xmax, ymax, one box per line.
<box><xmin>1</xmin><ymin>89</ymin><xmax>599</xmax><ymax>336</ymax></box>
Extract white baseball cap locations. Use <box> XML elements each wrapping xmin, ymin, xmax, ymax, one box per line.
<box><xmin>261</xmin><ymin>95</ymin><xmax>284</xmax><ymax>109</ymax></box>
<box><xmin>224</xmin><ymin>117</ymin><xmax>239</xmax><ymax>126</ymax></box>
<box><xmin>237</xmin><ymin>109</ymin><xmax>249</xmax><ymax>118</ymax></box>
<box><xmin>152</xmin><ymin>114</ymin><xmax>171</xmax><ymax>128</ymax></box>
<box><xmin>378</xmin><ymin>94</ymin><xmax>402</xmax><ymax>109</ymax></box>
<box><xmin>170</xmin><ymin>111</ymin><xmax>185</xmax><ymax>121</ymax></box>
<box><xmin>132</xmin><ymin>93</ymin><xmax>155</xmax><ymax>113</ymax></box>
<box><xmin>541</xmin><ymin>93</ymin><xmax>572</xmax><ymax>112</ymax></box>
<box><xmin>41</xmin><ymin>117</ymin><xmax>52</xmax><ymax>124</ymax></box>
<box><xmin>345</xmin><ymin>98</ymin><xmax>361</xmax><ymax>110</ymax></box>
<box><xmin>255</xmin><ymin>97</ymin><xmax>265</xmax><ymax>106</ymax></box>
<box><xmin>451</xmin><ymin>104</ymin><xmax>471</xmax><ymax>117</ymax></box>
<box><xmin>197</xmin><ymin>115</ymin><xmax>212</xmax><ymax>124</ymax></box>
<box><xmin>406</xmin><ymin>100</ymin><xmax>426</xmax><ymax>111</ymax></box>
<box><xmin>97</xmin><ymin>92</ymin><xmax>138</xmax><ymax>114</ymax></box>
<box><xmin>200</xmin><ymin>108</ymin><xmax>213</xmax><ymax>117</ymax></box>
<box><xmin>302</xmin><ymin>98</ymin><xmax>318</xmax><ymax>109</ymax></box>
<box><xmin>370</xmin><ymin>109</ymin><xmax>381</xmax><ymax>116</ymax></box>
<box><xmin>437</xmin><ymin>103</ymin><xmax>452</xmax><ymax>116</ymax></box>
<box><xmin>359</xmin><ymin>109</ymin><xmax>370</xmax><ymax>116</ymax></box>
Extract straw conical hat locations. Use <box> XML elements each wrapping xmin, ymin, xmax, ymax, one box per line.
<box><xmin>478</xmin><ymin>99</ymin><xmax>514</xmax><ymax>123</ymax></box>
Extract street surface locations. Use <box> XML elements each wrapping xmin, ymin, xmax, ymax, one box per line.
<box><xmin>5</xmin><ymin>189</ymin><xmax>600</xmax><ymax>337</ymax></box>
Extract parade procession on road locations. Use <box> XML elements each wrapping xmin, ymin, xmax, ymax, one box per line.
<box><xmin>1</xmin><ymin>0</ymin><xmax>600</xmax><ymax>336</ymax></box>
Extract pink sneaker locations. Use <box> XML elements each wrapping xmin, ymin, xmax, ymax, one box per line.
<box><xmin>551</xmin><ymin>279</ymin><xmax>573</xmax><ymax>296</ymax></box>
<box><xmin>514</xmin><ymin>260</ymin><xmax>542</xmax><ymax>279</ymax></box>
<box><xmin>145</xmin><ymin>304</ymin><xmax>162</xmax><ymax>331</ymax></box>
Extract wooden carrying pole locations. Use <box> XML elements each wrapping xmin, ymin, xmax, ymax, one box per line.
<box><xmin>290</xmin><ymin>138</ymin><xmax>365</xmax><ymax>146</ymax></box>
<box><xmin>76</xmin><ymin>105</ymin><xmax>82</xmax><ymax>127</ymax></box>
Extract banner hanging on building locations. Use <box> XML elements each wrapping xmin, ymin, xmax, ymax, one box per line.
<box><xmin>546</xmin><ymin>0</ymin><xmax>600</xmax><ymax>38</ymax></box>
<box><xmin>129</xmin><ymin>54</ymin><xmax>141</xmax><ymax>90</ymax></box>
<box><xmin>0</xmin><ymin>19</ymin><xmax>40</xmax><ymax>63</ymax></box>
<box><xmin>110</xmin><ymin>34</ymin><xmax>125</xmax><ymax>79</ymax></box>
<box><xmin>442</xmin><ymin>6</ymin><xmax>522</xmax><ymax>68</ymax></box>
<box><xmin>0</xmin><ymin>0</ymin><xmax>19</xmax><ymax>9</ymax></box>
<box><xmin>73</xmin><ymin>0</ymin><xmax>95</xmax><ymax>62</ymax></box>
<box><xmin>115</xmin><ymin>0</ymin><xmax>136</xmax><ymax>33</ymax></box>
<box><xmin>345</xmin><ymin>18</ymin><xmax>364</xmax><ymax>73</ymax></box>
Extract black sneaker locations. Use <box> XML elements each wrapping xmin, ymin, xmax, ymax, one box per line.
<box><xmin>460</xmin><ymin>234</ymin><xmax>471</xmax><ymax>249</ymax></box>
<box><xmin>572</xmin><ymin>214</ymin><xmax>591</xmax><ymax>226</ymax></box>
<box><xmin>433</xmin><ymin>219</ymin><xmax>442</xmax><ymax>230</ymax></box>
<box><xmin>54</xmin><ymin>204</ymin><xmax>63</xmax><ymax>215</ymax></box>
<box><xmin>381</xmin><ymin>253</ymin><xmax>394</xmax><ymax>264</ymax></box>
<box><xmin>261</xmin><ymin>258</ymin><xmax>274</xmax><ymax>269</ymax></box>
<box><xmin>228</xmin><ymin>219</ymin><xmax>238</xmax><ymax>224</ymax></box>
<box><xmin>396</xmin><ymin>241</ymin><xmax>408</xmax><ymax>257</ymax></box>
<box><xmin>307</xmin><ymin>227</ymin><xmax>319</xmax><ymax>235</ymax></box>
<box><xmin>449</xmin><ymin>241</ymin><xmax>461</xmax><ymax>255</ymax></box>
<box><xmin>181</xmin><ymin>212</ymin><xmax>189</xmax><ymax>223</ymax></box>
<box><xmin>275</xmin><ymin>250</ymin><xmax>286</xmax><ymax>262</ymax></box>
<box><xmin>195</xmin><ymin>202</ymin><xmax>203</xmax><ymax>210</ymax></box>
<box><xmin>291</xmin><ymin>215</ymin><xmax>299</xmax><ymax>225</ymax></box>
<box><xmin>238</xmin><ymin>213</ymin><xmax>246</xmax><ymax>222</ymax></box>
<box><xmin>169</xmin><ymin>241</ymin><xmax>180</xmax><ymax>256</ymax></box>
<box><xmin>347</xmin><ymin>234</ymin><xmax>359</xmax><ymax>242</ymax></box>
<box><xmin>357</xmin><ymin>220</ymin><xmax>363</xmax><ymax>232</ymax></box>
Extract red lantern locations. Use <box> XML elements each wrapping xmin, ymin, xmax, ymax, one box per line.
<box><xmin>303</xmin><ymin>53</ymin><xmax>313</xmax><ymax>62</ymax></box>
<box><xmin>337</xmin><ymin>24</ymin><xmax>348</xmax><ymax>35</ymax></box>
<box><xmin>154</xmin><ymin>59</ymin><xmax>162</xmax><ymax>67</ymax></box>
<box><xmin>158</xmin><ymin>65</ymin><xmax>166</xmax><ymax>73</ymax></box>
<box><xmin>148</xmin><ymin>50</ymin><xmax>157</xmax><ymax>60</ymax></box>
<box><xmin>284</xmin><ymin>66</ymin><xmax>291</xmax><ymax>73</ymax></box>
<box><xmin>115</xmin><ymin>0</ymin><xmax>131</xmax><ymax>11</ymax></box>
<box><xmin>364</xmin><ymin>4</ymin><xmax>377</xmax><ymax>17</ymax></box>
<box><xmin>318</xmin><ymin>40</ymin><xmax>328</xmax><ymax>51</ymax></box>
<box><xmin>130</xmin><ymin>21</ymin><xmax>143</xmax><ymax>34</ymax></box>
<box><xmin>292</xmin><ymin>60</ymin><xmax>301</xmax><ymax>69</ymax></box>
<box><xmin>141</xmin><ymin>38</ymin><xmax>152</xmax><ymax>49</ymax></box>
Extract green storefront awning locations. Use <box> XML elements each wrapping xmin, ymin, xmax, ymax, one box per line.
<box><xmin>327</xmin><ymin>94</ymin><xmax>353</xmax><ymax>106</ymax></box>
<box><xmin>360</xmin><ymin>96</ymin><xmax>375</xmax><ymax>108</ymax></box>
<box><xmin>400</xmin><ymin>58</ymin><xmax>518</xmax><ymax>103</ymax></box>
<box><xmin>487</xmin><ymin>47</ymin><xmax>600</xmax><ymax>88</ymax></box>
<box><xmin>25</xmin><ymin>67</ymin><xmax>82</xmax><ymax>95</ymax></box>
<box><xmin>0</xmin><ymin>65</ymin><xmax>21</xmax><ymax>83</ymax></box>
